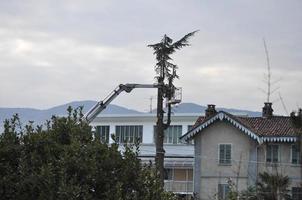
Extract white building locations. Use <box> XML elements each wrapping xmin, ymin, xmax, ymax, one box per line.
<box><xmin>90</xmin><ymin>113</ymin><xmax>199</xmax><ymax>197</ymax></box>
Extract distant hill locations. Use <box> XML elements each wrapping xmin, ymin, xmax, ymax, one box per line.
<box><xmin>167</xmin><ymin>103</ymin><xmax>261</xmax><ymax>117</ymax></box>
<box><xmin>0</xmin><ymin>101</ymin><xmax>261</xmax><ymax>131</ymax></box>
<box><xmin>45</xmin><ymin>100</ymin><xmax>142</xmax><ymax>115</ymax></box>
<box><xmin>0</xmin><ymin>101</ymin><xmax>142</xmax><ymax>129</ymax></box>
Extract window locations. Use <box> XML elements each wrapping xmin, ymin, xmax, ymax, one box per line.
<box><xmin>115</xmin><ymin>125</ymin><xmax>143</xmax><ymax>143</ymax></box>
<box><xmin>292</xmin><ymin>144</ymin><xmax>301</xmax><ymax>164</ymax></box>
<box><xmin>95</xmin><ymin>126</ymin><xmax>110</xmax><ymax>143</ymax></box>
<box><xmin>154</xmin><ymin>125</ymin><xmax>182</xmax><ymax>144</ymax></box>
<box><xmin>164</xmin><ymin>168</ymin><xmax>193</xmax><ymax>181</ymax></box>
<box><xmin>292</xmin><ymin>187</ymin><xmax>302</xmax><ymax>200</ymax></box>
<box><xmin>165</xmin><ymin>125</ymin><xmax>182</xmax><ymax>144</ymax></box>
<box><xmin>218</xmin><ymin>184</ymin><xmax>229</xmax><ymax>200</ymax></box>
<box><xmin>219</xmin><ymin>144</ymin><xmax>231</xmax><ymax>165</ymax></box>
<box><xmin>266</xmin><ymin>145</ymin><xmax>279</xmax><ymax>163</ymax></box>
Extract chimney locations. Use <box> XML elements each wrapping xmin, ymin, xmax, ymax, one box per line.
<box><xmin>205</xmin><ymin>104</ymin><xmax>217</xmax><ymax>118</ymax></box>
<box><xmin>262</xmin><ymin>102</ymin><xmax>273</xmax><ymax>118</ymax></box>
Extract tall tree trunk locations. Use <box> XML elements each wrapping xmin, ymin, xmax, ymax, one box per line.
<box><xmin>155</xmin><ymin>79</ymin><xmax>165</xmax><ymax>188</ymax></box>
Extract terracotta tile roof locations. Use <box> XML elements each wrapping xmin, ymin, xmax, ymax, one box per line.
<box><xmin>193</xmin><ymin>116</ymin><xmax>206</xmax><ymax>128</ymax></box>
<box><xmin>235</xmin><ymin>116</ymin><xmax>299</xmax><ymax>137</ymax></box>
<box><xmin>193</xmin><ymin>113</ymin><xmax>301</xmax><ymax>137</ymax></box>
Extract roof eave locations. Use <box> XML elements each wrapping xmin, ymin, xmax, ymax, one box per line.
<box><xmin>180</xmin><ymin>112</ymin><xmax>261</xmax><ymax>143</ymax></box>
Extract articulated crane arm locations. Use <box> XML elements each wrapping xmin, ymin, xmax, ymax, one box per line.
<box><xmin>83</xmin><ymin>83</ymin><xmax>162</xmax><ymax>123</ymax></box>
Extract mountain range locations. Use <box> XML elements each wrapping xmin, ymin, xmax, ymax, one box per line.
<box><xmin>0</xmin><ymin>101</ymin><xmax>261</xmax><ymax>130</ymax></box>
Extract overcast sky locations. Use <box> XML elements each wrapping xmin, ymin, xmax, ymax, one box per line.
<box><xmin>0</xmin><ymin>0</ymin><xmax>301</xmax><ymax>115</ymax></box>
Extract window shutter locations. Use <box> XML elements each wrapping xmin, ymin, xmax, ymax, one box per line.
<box><xmin>266</xmin><ymin>145</ymin><xmax>272</xmax><ymax>162</ymax></box>
<box><xmin>225</xmin><ymin>145</ymin><xmax>231</xmax><ymax>164</ymax></box>
<box><xmin>272</xmin><ymin>145</ymin><xmax>279</xmax><ymax>163</ymax></box>
<box><xmin>293</xmin><ymin>145</ymin><xmax>297</xmax><ymax>164</ymax></box>
<box><xmin>218</xmin><ymin>184</ymin><xmax>229</xmax><ymax>199</ymax></box>
<box><xmin>219</xmin><ymin>144</ymin><xmax>225</xmax><ymax>164</ymax></box>
<box><xmin>292</xmin><ymin>145</ymin><xmax>300</xmax><ymax>164</ymax></box>
<box><xmin>218</xmin><ymin>184</ymin><xmax>223</xmax><ymax>199</ymax></box>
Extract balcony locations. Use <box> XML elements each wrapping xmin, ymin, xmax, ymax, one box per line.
<box><xmin>164</xmin><ymin>180</ymin><xmax>193</xmax><ymax>194</ymax></box>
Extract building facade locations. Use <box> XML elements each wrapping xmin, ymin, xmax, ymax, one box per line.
<box><xmin>90</xmin><ymin>113</ymin><xmax>199</xmax><ymax>197</ymax></box>
<box><xmin>181</xmin><ymin>103</ymin><xmax>302</xmax><ymax>200</ymax></box>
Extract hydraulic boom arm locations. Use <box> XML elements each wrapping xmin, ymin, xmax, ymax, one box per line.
<box><xmin>83</xmin><ymin>83</ymin><xmax>161</xmax><ymax>123</ymax></box>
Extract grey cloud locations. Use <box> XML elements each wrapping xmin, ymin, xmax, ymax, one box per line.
<box><xmin>0</xmin><ymin>0</ymin><xmax>301</xmax><ymax>115</ymax></box>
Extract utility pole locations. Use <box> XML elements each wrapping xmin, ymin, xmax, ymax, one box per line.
<box><xmin>148</xmin><ymin>31</ymin><xmax>197</xmax><ymax>187</ymax></box>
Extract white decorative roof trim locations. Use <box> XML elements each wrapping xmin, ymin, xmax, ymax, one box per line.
<box><xmin>262</xmin><ymin>137</ymin><xmax>297</xmax><ymax>143</ymax></box>
<box><xmin>181</xmin><ymin>112</ymin><xmax>261</xmax><ymax>143</ymax></box>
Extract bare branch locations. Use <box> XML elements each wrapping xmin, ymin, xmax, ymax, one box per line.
<box><xmin>258</xmin><ymin>87</ymin><xmax>267</xmax><ymax>94</ymax></box>
<box><xmin>278</xmin><ymin>92</ymin><xmax>289</xmax><ymax>115</ymax></box>
<box><xmin>271</xmin><ymin>77</ymin><xmax>282</xmax><ymax>85</ymax></box>
<box><xmin>270</xmin><ymin>86</ymin><xmax>280</xmax><ymax>95</ymax></box>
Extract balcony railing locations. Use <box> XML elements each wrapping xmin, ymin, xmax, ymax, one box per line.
<box><xmin>164</xmin><ymin>180</ymin><xmax>193</xmax><ymax>194</ymax></box>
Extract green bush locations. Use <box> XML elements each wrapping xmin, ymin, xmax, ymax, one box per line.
<box><xmin>0</xmin><ymin>107</ymin><xmax>176</xmax><ymax>200</ymax></box>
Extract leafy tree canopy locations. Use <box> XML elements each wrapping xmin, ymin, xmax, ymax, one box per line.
<box><xmin>0</xmin><ymin>107</ymin><xmax>176</xmax><ymax>200</ymax></box>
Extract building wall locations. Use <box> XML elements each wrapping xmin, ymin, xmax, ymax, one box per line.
<box><xmin>195</xmin><ymin>120</ymin><xmax>258</xmax><ymax>199</ymax></box>
<box><xmin>91</xmin><ymin>114</ymin><xmax>198</xmax><ymax>144</ymax></box>
<box><xmin>257</xmin><ymin>143</ymin><xmax>301</xmax><ymax>187</ymax></box>
<box><xmin>194</xmin><ymin>119</ymin><xmax>302</xmax><ymax>199</ymax></box>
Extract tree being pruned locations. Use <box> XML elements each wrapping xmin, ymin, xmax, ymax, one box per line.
<box><xmin>148</xmin><ymin>31</ymin><xmax>198</xmax><ymax>82</ymax></box>
<box><xmin>148</xmin><ymin>30</ymin><xmax>198</xmax><ymax>187</ymax></box>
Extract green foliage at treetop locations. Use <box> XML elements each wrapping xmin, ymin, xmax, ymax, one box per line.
<box><xmin>0</xmin><ymin>107</ymin><xmax>176</xmax><ymax>200</ymax></box>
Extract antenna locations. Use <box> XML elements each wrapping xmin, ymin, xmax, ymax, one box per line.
<box><xmin>263</xmin><ymin>38</ymin><xmax>271</xmax><ymax>102</ymax></box>
<box><xmin>262</xmin><ymin>38</ymin><xmax>280</xmax><ymax>102</ymax></box>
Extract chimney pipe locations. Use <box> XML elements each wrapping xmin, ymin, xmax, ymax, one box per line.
<box><xmin>262</xmin><ymin>102</ymin><xmax>273</xmax><ymax>118</ymax></box>
<box><xmin>205</xmin><ymin>104</ymin><xmax>217</xmax><ymax>118</ymax></box>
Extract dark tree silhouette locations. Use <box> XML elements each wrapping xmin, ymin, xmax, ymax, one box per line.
<box><xmin>257</xmin><ymin>172</ymin><xmax>291</xmax><ymax>200</ymax></box>
<box><xmin>0</xmin><ymin>108</ymin><xmax>177</xmax><ymax>200</ymax></box>
<box><xmin>148</xmin><ymin>31</ymin><xmax>198</xmax><ymax>186</ymax></box>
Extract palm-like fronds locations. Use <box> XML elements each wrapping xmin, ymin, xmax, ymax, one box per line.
<box><xmin>257</xmin><ymin>172</ymin><xmax>291</xmax><ymax>200</ymax></box>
